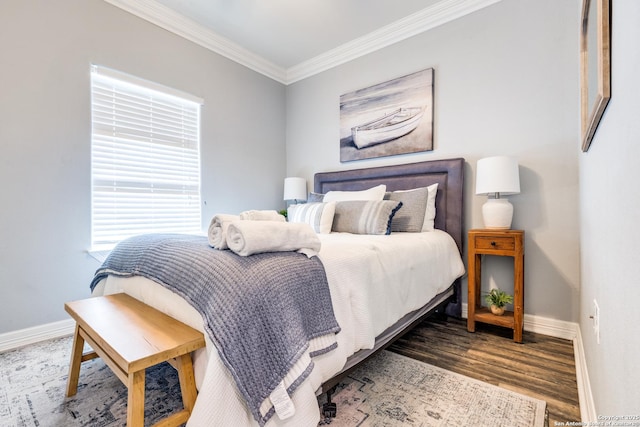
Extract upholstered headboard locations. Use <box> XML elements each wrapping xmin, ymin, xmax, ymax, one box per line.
<box><xmin>314</xmin><ymin>158</ymin><xmax>465</xmax><ymax>253</ymax></box>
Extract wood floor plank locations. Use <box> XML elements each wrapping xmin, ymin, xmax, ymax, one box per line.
<box><xmin>388</xmin><ymin>316</ymin><xmax>582</xmax><ymax>424</ymax></box>
<box><xmin>392</xmin><ymin>338</ymin><xmax>579</xmax><ymax>407</ymax></box>
<box><xmin>465</xmin><ymin>347</ymin><xmax>578</xmax><ymax>386</ymax></box>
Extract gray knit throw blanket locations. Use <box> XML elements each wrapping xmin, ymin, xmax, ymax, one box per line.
<box><xmin>90</xmin><ymin>234</ymin><xmax>340</xmax><ymax>425</ymax></box>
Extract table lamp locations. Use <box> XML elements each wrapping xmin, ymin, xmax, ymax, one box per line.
<box><xmin>283</xmin><ymin>177</ymin><xmax>307</xmax><ymax>204</ymax></box>
<box><xmin>475</xmin><ymin>156</ymin><xmax>520</xmax><ymax>229</ymax></box>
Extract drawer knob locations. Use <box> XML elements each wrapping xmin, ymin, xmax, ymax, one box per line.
<box><xmin>490</xmin><ymin>241</ymin><xmax>496</xmax><ymax>246</ymax></box>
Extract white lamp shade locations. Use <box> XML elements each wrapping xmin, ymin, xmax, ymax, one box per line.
<box><xmin>475</xmin><ymin>156</ymin><xmax>520</xmax><ymax>196</ymax></box>
<box><xmin>283</xmin><ymin>177</ymin><xmax>307</xmax><ymax>201</ymax></box>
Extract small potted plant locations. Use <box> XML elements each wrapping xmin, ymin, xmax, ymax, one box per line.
<box><xmin>484</xmin><ymin>288</ymin><xmax>513</xmax><ymax>316</ymax></box>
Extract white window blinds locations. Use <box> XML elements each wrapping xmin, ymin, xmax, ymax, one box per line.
<box><xmin>91</xmin><ymin>65</ymin><xmax>203</xmax><ymax>250</ymax></box>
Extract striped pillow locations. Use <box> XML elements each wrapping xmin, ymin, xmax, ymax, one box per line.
<box><xmin>287</xmin><ymin>202</ymin><xmax>336</xmax><ymax>234</ymax></box>
<box><xmin>332</xmin><ymin>200</ymin><xmax>403</xmax><ymax>235</ymax></box>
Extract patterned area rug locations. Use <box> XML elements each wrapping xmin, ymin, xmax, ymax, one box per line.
<box><xmin>318</xmin><ymin>350</ymin><xmax>547</xmax><ymax>427</ymax></box>
<box><xmin>0</xmin><ymin>336</ymin><xmax>546</xmax><ymax>427</ymax></box>
<box><xmin>0</xmin><ymin>336</ymin><xmax>183</xmax><ymax>427</ymax></box>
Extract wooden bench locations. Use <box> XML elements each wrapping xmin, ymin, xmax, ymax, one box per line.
<box><xmin>65</xmin><ymin>293</ymin><xmax>206</xmax><ymax>427</ymax></box>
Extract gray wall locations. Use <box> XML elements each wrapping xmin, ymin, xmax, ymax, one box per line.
<box><xmin>579</xmin><ymin>1</ymin><xmax>640</xmax><ymax>415</ymax></box>
<box><xmin>0</xmin><ymin>0</ymin><xmax>286</xmax><ymax>333</ymax></box>
<box><xmin>286</xmin><ymin>0</ymin><xmax>581</xmax><ymax>322</ymax></box>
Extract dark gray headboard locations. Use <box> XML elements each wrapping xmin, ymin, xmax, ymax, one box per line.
<box><xmin>314</xmin><ymin>158</ymin><xmax>464</xmax><ymax>253</ymax></box>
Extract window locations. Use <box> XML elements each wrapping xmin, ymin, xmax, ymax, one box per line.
<box><xmin>91</xmin><ymin>65</ymin><xmax>203</xmax><ymax>250</ymax></box>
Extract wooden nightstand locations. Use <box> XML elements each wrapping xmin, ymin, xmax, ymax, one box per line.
<box><xmin>467</xmin><ymin>229</ymin><xmax>524</xmax><ymax>343</ymax></box>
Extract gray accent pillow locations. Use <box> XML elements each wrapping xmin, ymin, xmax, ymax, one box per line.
<box><xmin>307</xmin><ymin>192</ymin><xmax>325</xmax><ymax>203</ymax></box>
<box><xmin>332</xmin><ymin>200</ymin><xmax>403</xmax><ymax>235</ymax></box>
<box><xmin>384</xmin><ymin>186</ymin><xmax>429</xmax><ymax>232</ymax></box>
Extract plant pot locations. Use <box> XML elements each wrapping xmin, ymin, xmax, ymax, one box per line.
<box><xmin>490</xmin><ymin>305</ymin><xmax>505</xmax><ymax>316</ymax></box>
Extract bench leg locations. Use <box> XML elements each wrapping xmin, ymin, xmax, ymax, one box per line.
<box><xmin>127</xmin><ymin>370</ymin><xmax>146</xmax><ymax>427</ymax></box>
<box><xmin>66</xmin><ymin>324</ymin><xmax>84</xmax><ymax>397</ymax></box>
<box><xmin>176</xmin><ymin>353</ymin><xmax>198</xmax><ymax>413</ymax></box>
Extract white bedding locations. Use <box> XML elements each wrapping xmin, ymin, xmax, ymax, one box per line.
<box><xmin>92</xmin><ymin>230</ymin><xmax>464</xmax><ymax>427</ymax></box>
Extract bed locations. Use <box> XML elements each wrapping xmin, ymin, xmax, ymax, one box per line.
<box><xmin>90</xmin><ymin>157</ymin><xmax>465</xmax><ymax>427</ymax></box>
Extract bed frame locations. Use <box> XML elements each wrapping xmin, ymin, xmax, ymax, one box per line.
<box><xmin>314</xmin><ymin>158</ymin><xmax>465</xmax><ymax>394</ymax></box>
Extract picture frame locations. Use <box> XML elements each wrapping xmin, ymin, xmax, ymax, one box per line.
<box><xmin>339</xmin><ymin>68</ymin><xmax>434</xmax><ymax>162</ymax></box>
<box><xmin>580</xmin><ymin>0</ymin><xmax>611</xmax><ymax>152</ymax></box>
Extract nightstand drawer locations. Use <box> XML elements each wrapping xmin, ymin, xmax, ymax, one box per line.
<box><xmin>474</xmin><ymin>236</ymin><xmax>515</xmax><ymax>251</ymax></box>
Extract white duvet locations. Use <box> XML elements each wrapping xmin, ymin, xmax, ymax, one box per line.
<box><xmin>93</xmin><ymin>230</ymin><xmax>465</xmax><ymax>427</ymax></box>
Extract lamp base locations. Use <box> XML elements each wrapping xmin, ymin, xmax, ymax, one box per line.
<box><xmin>482</xmin><ymin>198</ymin><xmax>513</xmax><ymax>229</ymax></box>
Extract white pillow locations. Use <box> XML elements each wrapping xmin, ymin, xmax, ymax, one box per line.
<box><xmin>323</xmin><ymin>184</ymin><xmax>387</xmax><ymax>202</ymax></box>
<box><xmin>421</xmin><ymin>183</ymin><xmax>438</xmax><ymax>231</ymax></box>
<box><xmin>287</xmin><ymin>202</ymin><xmax>336</xmax><ymax>234</ymax></box>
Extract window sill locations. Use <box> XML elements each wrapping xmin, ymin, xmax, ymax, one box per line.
<box><xmin>87</xmin><ymin>249</ymin><xmax>112</xmax><ymax>263</ymax></box>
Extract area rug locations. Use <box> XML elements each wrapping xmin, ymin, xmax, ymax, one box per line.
<box><xmin>318</xmin><ymin>350</ymin><xmax>547</xmax><ymax>427</ymax></box>
<box><xmin>0</xmin><ymin>336</ymin><xmax>546</xmax><ymax>427</ymax></box>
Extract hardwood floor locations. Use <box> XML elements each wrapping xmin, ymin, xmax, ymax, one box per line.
<box><xmin>388</xmin><ymin>315</ymin><xmax>581</xmax><ymax>426</ymax></box>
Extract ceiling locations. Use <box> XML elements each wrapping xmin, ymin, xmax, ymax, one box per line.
<box><xmin>105</xmin><ymin>0</ymin><xmax>502</xmax><ymax>84</ymax></box>
<box><xmin>151</xmin><ymin>0</ymin><xmax>442</xmax><ymax>68</ymax></box>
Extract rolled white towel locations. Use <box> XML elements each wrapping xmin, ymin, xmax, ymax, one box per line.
<box><xmin>239</xmin><ymin>210</ymin><xmax>286</xmax><ymax>222</ymax></box>
<box><xmin>226</xmin><ymin>220</ymin><xmax>321</xmax><ymax>257</ymax></box>
<box><xmin>208</xmin><ymin>214</ymin><xmax>240</xmax><ymax>249</ymax></box>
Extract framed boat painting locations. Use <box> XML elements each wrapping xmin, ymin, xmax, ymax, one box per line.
<box><xmin>340</xmin><ymin>68</ymin><xmax>434</xmax><ymax>162</ymax></box>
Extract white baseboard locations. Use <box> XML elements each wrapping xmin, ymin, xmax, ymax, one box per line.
<box><xmin>522</xmin><ymin>313</ymin><xmax>579</xmax><ymax>341</ymax></box>
<box><xmin>461</xmin><ymin>303</ymin><xmax>595</xmax><ymax>421</ymax></box>
<box><xmin>0</xmin><ymin>319</ymin><xmax>75</xmax><ymax>353</ymax></box>
<box><xmin>573</xmin><ymin>327</ymin><xmax>597</xmax><ymax>422</ymax></box>
<box><xmin>2</xmin><ymin>306</ymin><xmax>597</xmax><ymax>423</ymax></box>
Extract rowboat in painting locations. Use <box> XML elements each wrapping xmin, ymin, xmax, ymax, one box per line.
<box><xmin>351</xmin><ymin>107</ymin><xmax>424</xmax><ymax>149</ymax></box>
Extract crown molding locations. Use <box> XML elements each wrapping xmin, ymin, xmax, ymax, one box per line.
<box><xmin>286</xmin><ymin>0</ymin><xmax>503</xmax><ymax>84</ymax></box>
<box><xmin>103</xmin><ymin>0</ymin><xmax>287</xmax><ymax>83</ymax></box>
<box><xmin>104</xmin><ymin>0</ymin><xmax>502</xmax><ymax>85</ymax></box>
